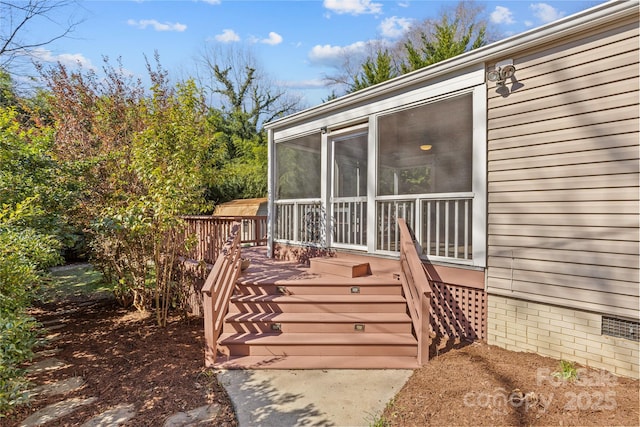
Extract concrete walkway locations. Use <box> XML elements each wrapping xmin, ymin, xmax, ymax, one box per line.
<box><xmin>217</xmin><ymin>368</ymin><xmax>413</xmax><ymax>427</ymax></box>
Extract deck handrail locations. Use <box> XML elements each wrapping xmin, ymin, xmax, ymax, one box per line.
<box><xmin>181</xmin><ymin>215</ymin><xmax>266</xmax><ymax>264</ymax></box>
<box><xmin>202</xmin><ymin>222</ymin><xmax>242</xmax><ymax>366</ymax></box>
<box><xmin>398</xmin><ymin>218</ymin><xmax>432</xmax><ymax>365</ymax></box>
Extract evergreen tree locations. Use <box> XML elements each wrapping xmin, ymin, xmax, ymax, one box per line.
<box><xmin>401</xmin><ymin>16</ymin><xmax>486</xmax><ymax>73</ymax></box>
<box><xmin>350</xmin><ymin>49</ymin><xmax>399</xmax><ymax>93</ymax></box>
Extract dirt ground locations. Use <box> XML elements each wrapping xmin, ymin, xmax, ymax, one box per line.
<box><xmin>383</xmin><ymin>341</ymin><xmax>640</xmax><ymax>426</ymax></box>
<box><xmin>4</xmin><ymin>293</ymin><xmax>638</xmax><ymax>426</ymax></box>
<box><xmin>2</xmin><ymin>296</ymin><xmax>238</xmax><ymax>427</ymax></box>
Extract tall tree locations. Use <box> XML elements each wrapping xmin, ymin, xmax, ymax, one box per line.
<box><xmin>325</xmin><ymin>0</ymin><xmax>492</xmax><ymax>95</ymax></box>
<box><xmin>401</xmin><ymin>15</ymin><xmax>486</xmax><ymax>73</ymax></box>
<box><xmin>196</xmin><ymin>45</ymin><xmax>302</xmax><ymax>202</ymax></box>
<box><xmin>196</xmin><ymin>44</ymin><xmax>301</xmax><ymax>129</ymax></box>
<box><xmin>350</xmin><ymin>49</ymin><xmax>399</xmax><ymax>93</ymax></box>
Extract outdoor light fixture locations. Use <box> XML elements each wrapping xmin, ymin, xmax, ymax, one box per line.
<box><xmin>420</xmin><ymin>144</ymin><xmax>433</xmax><ymax>151</ymax></box>
<box><xmin>487</xmin><ymin>59</ymin><xmax>516</xmax><ymax>87</ymax></box>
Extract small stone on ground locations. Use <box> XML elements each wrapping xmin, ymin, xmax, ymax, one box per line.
<box><xmin>27</xmin><ymin>376</ymin><xmax>85</xmax><ymax>398</ymax></box>
<box><xmin>80</xmin><ymin>404</ymin><xmax>136</xmax><ymax>427</ymax></box>
<box><xmin>19</xmin><ymin>397</ymin><xmax>97</xmax><ymax>427</ymax></box>
<box><xmin>163</xmin><ymin>404</ymin><xmax>221</xmax><ymax>427</ymax></box>
<box><xmin>34</xmin><ymin>347</ymin><xmax>62</xmax><ymax>358</ymax></box>
<box><xmin>26</xmin><ymin>357</ymin><xmax>69</xmax><ymax>373</ymax></box>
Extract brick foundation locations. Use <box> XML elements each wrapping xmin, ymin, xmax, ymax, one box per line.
<box><xmin>487</xmin><ymin>295</ymin><xmax>639</xmax><ymax>379</ymax></box>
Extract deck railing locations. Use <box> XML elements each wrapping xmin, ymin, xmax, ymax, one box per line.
<box><xmin>377</xmin><ymin>193</ymin><xmax>473</xmax><ymax>262</ymax></box>
<box><xmin>181</xmin><ymin>215</ymin><xmax>266</xmax><ymax>264</ymax></box>
<box><xmin>274</xmin><ymin>199</ymin><xmax>324</xmax><ymax>244</ymax></box>
<box><xmin>332</xmin><ymin>197</ymin><xmax>367</xmax><ymax>247</ymax></box>
<box><xmin>274</xmin><ymin>194</ymin><xmax>473</xmax><ymax>264</ymax></box>
<box><xmin>377</xmin><ymin>199</ymin><xmax>415</xmax><ymax>252</ymax></box>
<box><xmin>398</xmin><ymin>218</ymin><xmax>432</xmax><ymax>365</ymax></box>
<box><xmin>202</xmin><ymin>222</ymin><xmax>242</xmax><ymax>366</ymax></box>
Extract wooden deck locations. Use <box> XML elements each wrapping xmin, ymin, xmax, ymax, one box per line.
<box><xmin>215</xmin><ymin>247</ymin><xmax>420</xmax><ymax>369</ymax></box>
<box><xmin>237</xmin><ymin>246</ymin><xmax>402</xmax><ymax>286</ymax></box>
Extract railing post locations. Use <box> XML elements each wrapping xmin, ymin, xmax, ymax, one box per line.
<box><xmin>418</xmin><ymin>290</ymin><xmax>431</xmax><ymax>365</ymax></box>
<box><xmin>203</xmin><ymin>289</ymin><xmax>215</xmax><ymax>366</ymax></box>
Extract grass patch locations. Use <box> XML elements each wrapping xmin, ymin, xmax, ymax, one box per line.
<box><xmin>41</xmin><ymin>263</ymin><xmax>111</xmax><ymax>302</ymax></box>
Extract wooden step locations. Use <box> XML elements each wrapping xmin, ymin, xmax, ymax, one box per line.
<box><xmin>309</xmin><ymin>257</ymin><xmax>371</xmax><ymax>278</ymax></box>
<box><xmin>215</xmin><ymin>355</ymin><xmax>420</xmax><ymax>370</ymax></box>
<box><xmin>234</xmin><ymin>282</ymin><xmax>402</xmax><ymax>296</ymax></box>
<box><xmin>218</xmin><ymin>332</ymin><xmax>417</xmax><ymax>357</ymax></box>
<box><xmin>228</xmin><ymin>294</ymin><xmax>407</xmax><ymax>313</ymax></box>
<box><xmin>223</xmin><ymin>312</ymin><xmax>412</xmax><ymax>334</ymax></box>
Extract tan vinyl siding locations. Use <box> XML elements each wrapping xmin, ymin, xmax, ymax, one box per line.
<box><xmin>486</xmin><ymin>16</ymin><xmax>640</xmax><ymax>319</ymax></box>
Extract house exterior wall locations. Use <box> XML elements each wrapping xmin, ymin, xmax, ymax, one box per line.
<box><xmin>486</xmin><ymin>14</ymin><xmax>639</xmax><ymax>378</ymax></box>
<box><xmin>264</xmin><ymin>1</ymin><xmax>639</xmax><ymax>378</ymax></box>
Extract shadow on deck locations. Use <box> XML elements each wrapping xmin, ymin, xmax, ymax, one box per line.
<box><xmin>238</xmin><ymin>246</ymin><xmax>401</xmax><ymax>285</ymax></box>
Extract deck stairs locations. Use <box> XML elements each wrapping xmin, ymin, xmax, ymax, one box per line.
<box><xmin>215</xmin><ymin>255</ymin><xmax>419</xmax><ymax>369</ymax></box>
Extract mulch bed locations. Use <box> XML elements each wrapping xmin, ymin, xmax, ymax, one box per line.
<box><xmin>383</xmin><ymin>341</ymin><xmax>639</xmax><ymax>426</ymax></box>
<box><xmin>2</xmin><ymin>297</ymin><xmax>238</xmax><ymax>426</ymax></box>
<box><xmin>4</xmin><ymin>295</ymin><xmax>638</xmax><ymax>426</ymax></box>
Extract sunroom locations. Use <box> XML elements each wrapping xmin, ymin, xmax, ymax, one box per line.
<box><xmin>266</xmin><ymin>64</ymin><xmax>487</xmax><ymax>269</ymax></box>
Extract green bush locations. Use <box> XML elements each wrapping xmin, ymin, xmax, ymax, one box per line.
<box><xmin>0</xmin><ymin>313</ymin><xmax>39</xmax><ymax>416</ymax></box>
<box><xmin>0</xmin><ymin>201</ymin><xmax>61</xmax><ymax>414</ymax></box>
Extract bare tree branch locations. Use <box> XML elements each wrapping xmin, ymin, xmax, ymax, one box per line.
<box><xmin>0</xmin><ymin>0</ymin><xmax>82</xmax><ymax>69</ymax></box>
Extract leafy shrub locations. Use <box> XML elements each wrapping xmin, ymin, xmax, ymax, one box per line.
<box><xmin>0</xmin><ymin>313</ymin><xmax>39</xmax><ymax>416</ymax></box>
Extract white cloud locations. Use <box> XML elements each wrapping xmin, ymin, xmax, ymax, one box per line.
<box><xmin>524</xmin><ymin>20</ymin><xmax>534</xmax><ymax>27</ymax></box>
<box><xmin>398</xmin><ymin>1</ymin><xmax>410</xmax><ymax>8</ymax></box>
<box><xmin>30</xmin><ymin>48</ymin><xmax>96</xmax><ymax>70</ymax></box>
<box><xmin>201</xmin><ymin>0</ymin><xmax>221</xmax><ymax>4</ymax></box>
<box><xmin>379</xmin><ymin>16</ymin><xmax>412</xmax><ymax>38</ymax></box>
<box><xmin>490</xmin><ymin>6</ymin><xmax>515</xmax><ymax>24</ymax></box>
<box><xmin>214</xmin><ymin>29</ymin><xmax>240</xmax><ymax>43</ymax></box>
<box><xmin>260</xmin><ymin>32</ymin><xmax>283</xmax><ymax>46</ymax></box>
<box><xmin>308</xmin><ymin>41</ymin><xmax>368</xmax><ymax>67</ymax></box>
<box><xmin>323</xmin><ymin>0</ymin><xmax>382</xmax><ymax>15</ymax></box>
<box><xmin>530</xmin><ymin>3</ymin><xmax>565</xmax><ymax>23</ymax></box>
<box><xmin>280</xmin><ymin>78</ymin><xmax>327</xmax><ymax>89</ymax></box>
<box><xmin>127</xmin><ymin>19</ymin><xmax>187</xmax><ymax>32</ymax></box>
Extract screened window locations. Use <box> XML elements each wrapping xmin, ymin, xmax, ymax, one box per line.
<box><xmin>276</xmin><ymin>133</ymin><xmax>321</xmax><ymax>199</ymax></box>
<box><xmin>377</xmin><ymin>94</ymin><xmax>473</xmax><ymax>196</ymax></box>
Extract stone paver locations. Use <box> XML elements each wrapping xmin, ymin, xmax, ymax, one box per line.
<box><xmin>22</xmin><ymin>310</ymin><xmax>216</xmax><ymax>427</ymax></box>
<box><xmin>81</xmin><ymin>404</ymin><xmax>136</xmax><ymax>427</ymax></box>
<box><xmin>41</xmin><ymin>319</ymin><xmax>65</xmax><ymax>327</ymax></box>
<box><xmin>27</xmin><ymin>377</ymin><xmax>85</xmax><ymax>398</ymax></box>
<box><xmin>40</xmin><ymin>332</ymin><xmax>63</xmax><ymax>344</ymax></box>
<box><xmin>163</xmin><ymin>404</ymin><xmax>221</xmax><ymax>427</ymax></box>
<box><xmin>34</xmin><ymin>347</ymin><xmax>63</xmax><ymax>358</ymax></box>
<box><xmin>26</xmin><ymin>357</ymin><xmax>69</xmax><ymax>374</ymax></box>
<box><xmin>19</xmin><ymin>397</ymin><xmax>97</xmax><ymax>427</ymax></box>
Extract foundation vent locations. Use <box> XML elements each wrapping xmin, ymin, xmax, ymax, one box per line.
<box><xmin>602</xmin><ymin>316</ymin><xmax>639</xmax><ymax>342</ymax></box>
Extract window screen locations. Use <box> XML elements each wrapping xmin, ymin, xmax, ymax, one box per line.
<box><xmin>377</xmin><ymin>94</ymin><xmax>473</xmax><ymax>196</ymax></box>
<box><xmin>276</xmin><ymin>133</ymin><xmax>321</xmax><ymax>199</ymax></box>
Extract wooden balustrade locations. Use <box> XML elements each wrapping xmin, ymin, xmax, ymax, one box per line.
<box><xmin>202</xmin><ymin>222</ymin><xmax>242</xmax><ymax>366</ymax></box>
<box><xmin>398</xmin><ymin>218</ymin><xmax>432</xmax><ymax>365</ymax></box>
<box><xmin>181</xmin><ymin>215</ymin><xmax>266</xmax><ymax>264</ymax></box>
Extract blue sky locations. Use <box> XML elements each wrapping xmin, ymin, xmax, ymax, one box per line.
<box><xmin>26</xmin><ymin>0</ymin><xmax>603</xmax><ymax>106</ymax></box>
